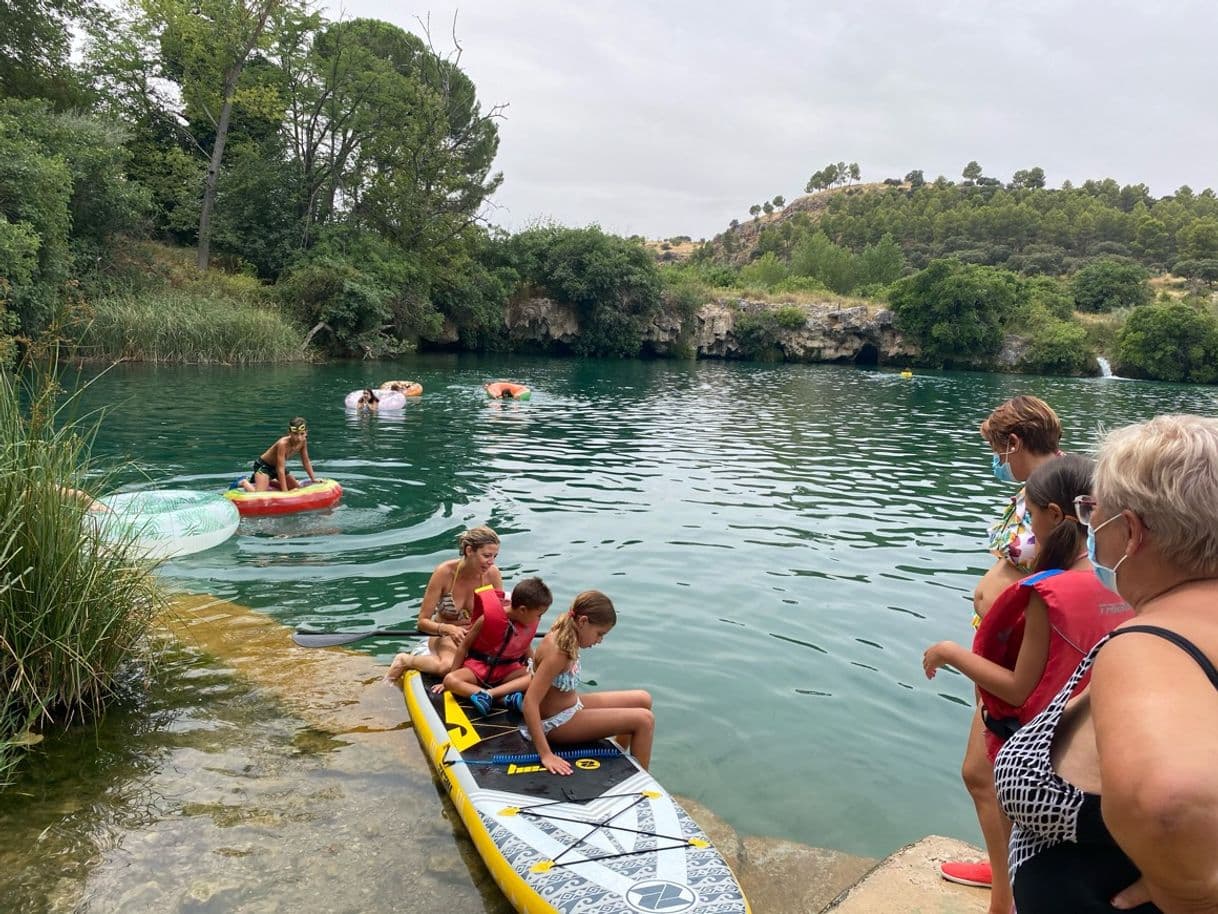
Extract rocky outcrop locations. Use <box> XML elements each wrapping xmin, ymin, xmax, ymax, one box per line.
<box><xmin>499</xmin><ymin>295</ymin><xmax>918</xmax><ymax>366</ymax></box>
<box><xmin>503</xmin><ymin>296</ymin><xmax>581</xmax><ymax>347</ymax></box>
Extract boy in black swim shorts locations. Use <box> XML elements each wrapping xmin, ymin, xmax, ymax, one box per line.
<box><xmin>239</xmin><ymin>417</ymin><xmax>318</xmax><ymax>492</ymax></box>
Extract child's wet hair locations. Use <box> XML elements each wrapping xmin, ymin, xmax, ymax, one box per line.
<box><xmin>289</xmin><ymin>416</ymin><xmax>308</xmax><ymax>431</ymax></box>
<box><xmin>511</xmin><ymin>576</ymin><xmax>553</xmax><ymax>610</ymax></box>
<box><xmin>549</xmin><ymin>590</ymin><xmax>616</xmax><ymax>659</ymax></box>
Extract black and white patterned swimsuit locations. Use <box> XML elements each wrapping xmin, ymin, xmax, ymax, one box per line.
<box><xmin>994</xmin><ymin>624</ymin><xmax>1218</xmax><ymax>914</ymax></box>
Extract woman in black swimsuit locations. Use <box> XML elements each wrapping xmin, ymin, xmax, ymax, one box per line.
<box><xmin>994</xmin><ymin>414</ymin><xmax>1218</xmax><ymax>913</ymax></box>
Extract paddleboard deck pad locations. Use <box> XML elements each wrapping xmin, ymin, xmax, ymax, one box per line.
<box><xmin>402</xmin><ymin>641</ymin><xmax>751</xmax><ymax>914</ymax></box>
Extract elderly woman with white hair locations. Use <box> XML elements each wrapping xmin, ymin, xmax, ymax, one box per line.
<box><xmin>993</xmin><ymin>414</ymin><xmax>1218</xmax><ymax>913</ymax></box>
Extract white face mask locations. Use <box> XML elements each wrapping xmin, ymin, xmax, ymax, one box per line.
<box><xmin>1087</xmin><ymin>512</ymin><xmax>1128</xmax><ymax>593</ymax></box>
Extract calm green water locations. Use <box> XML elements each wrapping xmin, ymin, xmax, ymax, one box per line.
<box><xmin>65</xmin><ymin>356</ymin><xmax>1218</xmax><ymax>856</ymax></box>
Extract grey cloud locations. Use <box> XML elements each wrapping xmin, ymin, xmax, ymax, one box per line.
<box><xmin>329</xmin><ymin>0</ymin><xmax>1218</xmax><ymax>238</ymax></box>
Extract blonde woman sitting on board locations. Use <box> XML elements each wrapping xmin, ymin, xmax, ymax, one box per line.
<box><xmin>384</xmin><ymin>526</ymin><xmax>503</xmax><ymax>682</ymax></box>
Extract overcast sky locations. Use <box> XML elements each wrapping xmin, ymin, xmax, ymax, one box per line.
<box><xmin>327</xmin><ymin>0</ymin><xmax>1218</xmax><ymax>239</ymax></box>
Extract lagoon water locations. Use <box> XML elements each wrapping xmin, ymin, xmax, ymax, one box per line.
<box><xmin>43</xmin><ymin>356</ymin><xmax>1218</xmax><ymax>859</ymax></box>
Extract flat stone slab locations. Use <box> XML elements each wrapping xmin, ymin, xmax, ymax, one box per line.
<box><xmin>825</xmin><ymin>835</ymin><xmax>990</xmax><ymax>914</ymax></box>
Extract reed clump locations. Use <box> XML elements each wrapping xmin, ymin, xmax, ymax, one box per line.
<box><xmin>0</xmin><ymin>368</ymin><xmax>164</xmax><ymax>785</ymax></box>
<box><xmin>70</xmin><ymin>290</ymin><xmax>307</xmax><ymax>364</ymax></box>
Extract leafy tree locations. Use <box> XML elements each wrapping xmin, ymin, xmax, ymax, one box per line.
<box><xmin>904</xmin><ymin>169</ymin><xmax>924</xmax><ymax>188</ymax></box>
<box><xmin>1172</xmin><ymin>259</ymin><xmax>1218</xmax><ymax>285</ymax></box>
<box><xmin>749</xmin><ymin>204</ymin><xmax>761</xmax><ymax>217</ymax></box>
<box><xmin>762</xmin><ymin>201</ymin><xmax>774</xmax><ymax>215</ymax></box>
<box><xmin>790</xmin><ymin>231</ymin><xmax>855</xmax><ymax>294</ymax></box>
<box><xmin>1115</xmin><ymin>301</ymin><xmax>1218</xmax><ymax>383</ymax></box>
<box><xmin>962</xmin><ymin>161</ymin><xmax>982</xmax><ymax>183</ymax></box>
<box><xmin>848</xmin><ymin>162</ymin><xmax>860</xmax><ymax>184</ymax></box>
<box><xmin>739</xmin><ymin>252</ymin><xmax>788</xmax><ymax>287</ymax></box>
<box><xmin>1179</xmin><ymin>218</ymin><xmax>1218</xmax><ymax>260</ymax></box>
<box><xmin>1134</xmin><ymin>217</ymin><xmax>1172</xmax><ymax>264</ymax></box>
<box><xmin>728</xmin><ymin>218</ymin><xmax>739</xmax><ymax>229</ymax></box>
<box><xmin>854</xmin><ymin>233</ymin><xmax>905</xmax><ymax>286</ymax></box>
<box><xmin>1010</xmin><ymin>167</ymin><xmax>1046</xmax><ymax>190</ymax></box>
<box><xmin>1020</xmin><ymin>318</ymin><xmax>1092</xmax><ymax>376</ymax></box>
<box><xmin>772</xmin><ymin>195</ymin><xmax>784</xmax><ymax>208</ymax></box>
<box><xmin>1071</xmin><ymin>258</ymin><xmax>1151</xmax><ymax>312</ymax></box>
<box><xmin>0</xmin><ymin>0</ymin><xmax>90</xmax><ymax>106</ymax></box>
<box><xmin>0</xmin><ymin>100</ymin><xmax>149</xmax><ymax>333</ymax></box>
<box><xmin>805</xmin><ymin>163</ymin><xmax>840</xmax><ymax>193</ymax></box>
<box><xmin>889</xmin><ymin>259</ymin><xmax>1017</xmax><ymax>366</ymax></box>
<box><xmin>502</xmin><ymin>226</ymin><xmax>661</xmax><ymax>357</ymax></box>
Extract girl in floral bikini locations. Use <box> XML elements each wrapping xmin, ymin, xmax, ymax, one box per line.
<box><xmin>520</xmin><ymin>591</ymin><xmax>655</xmax><ymax>776</ymax></box>
<box><xmin>383</xmin><ymin>526</ymin><xmax>503</xmax><ymax>682</ymax></box>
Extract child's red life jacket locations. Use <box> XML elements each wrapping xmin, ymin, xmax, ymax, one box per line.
<box><xmin>465</xmin><ymin>585</ymin><xmax>536</xmax><ymax>677</ymax></box>
<box><xmin>973</xmin><ymin>568</ymin><xmax>1132</xmax><ymax>750</ymax></box>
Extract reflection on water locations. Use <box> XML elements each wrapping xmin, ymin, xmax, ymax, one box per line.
<box><xmin>62</xmin><ymin>355</ymin><xmax>1218</xmax><ymax>857</ymax></box>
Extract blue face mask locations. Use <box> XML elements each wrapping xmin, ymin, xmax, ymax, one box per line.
<box><xmin>1086</xmin><ymin>513</ymin><xmax>1127</xmax><ymax>593</ymax></box>
<box><xmin>991</xmin><ymin>452</ymin><xmax>1017</xmax><ymax>484</ymax></box>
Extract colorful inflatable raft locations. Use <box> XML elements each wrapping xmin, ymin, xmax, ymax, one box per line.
<box><xmin>223</xmin><ymin>478</ymin><xmax>342</xmax><ymax>517</ymax></box>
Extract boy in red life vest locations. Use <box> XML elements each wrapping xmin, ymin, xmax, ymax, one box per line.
<box><xmin>439</xmin><ymin>577</ymin><xmax>553</xmax><ymax>717</ymax></box>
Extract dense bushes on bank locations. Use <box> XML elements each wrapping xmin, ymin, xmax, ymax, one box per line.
<box><xmin>1115</xmin><ymin>300</ymin><xmax>1218</xmax><ymax>384</ymax></box>
<box><xmin>497</xmin><ymin>226</ymin><xmax>662</xmax><ymax>357</ymax></box>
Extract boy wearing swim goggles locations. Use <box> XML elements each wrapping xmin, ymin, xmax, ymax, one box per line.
<box><xmin>238</xmin><ymin>417</ymin><xmax>319</xmax><ymax>493</ymax></box>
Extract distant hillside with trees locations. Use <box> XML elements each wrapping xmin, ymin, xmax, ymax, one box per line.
<box><xmin>660</xmin><ymin>160</ymin><xmax>1218</xmax><ymax>381</ymax></box>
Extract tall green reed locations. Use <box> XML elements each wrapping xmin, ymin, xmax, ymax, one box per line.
<box><xmin>0</xmin><ymin>364</ymin><xmax>164</xmax><ymax>785</ymax></box>
<box><xmin>70</xmin><ymin>291</ymin><xmax>307</xmax><ymax>364</ymax></box>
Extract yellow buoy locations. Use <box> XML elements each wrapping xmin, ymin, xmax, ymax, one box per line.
<box><xmin>900</xmin><ymin>370</ymin><xmax>913</xmax><ymax>379</ymax></box>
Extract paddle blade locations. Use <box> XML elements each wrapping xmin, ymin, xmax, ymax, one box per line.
<box><xmin>291</xmin><ymin>628</ymin><xmax>423</xmax><ymax>648</ymax></box>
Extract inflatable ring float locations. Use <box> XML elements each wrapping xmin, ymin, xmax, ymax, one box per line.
<box><xmin>224</xmin><ymin>478</ymin><xmax>343</xmax><ymax>517</ymax></box>
<box><xmin>484</xmin><ymin>381</ymin><xmax>532</xmax><ymax>401</ymax></box>
<box><xmin>377</xmin><ymin>380</ymin><xmax>423</xmax><ymax>397</ymax></box>
<box><xmin>344</xmin><ymin>389</ymin><xmax>407</xmax><ymax>410</ymax></box>
<box><xmin>95</xmin><ymin>490</ymin><xmax>239</xmax><ymax>559</ymax></box>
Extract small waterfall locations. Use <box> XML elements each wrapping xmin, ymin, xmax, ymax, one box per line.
<box><xmin>1097</xmin><ymin>356</ymin><xmax>1114</xmax><ymax>378</ymax></box>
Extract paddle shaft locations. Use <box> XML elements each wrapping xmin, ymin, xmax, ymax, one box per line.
<box><xmin>291</xmin><ymin>627</ymin><xmax>548</xmax><ymax>648</ymax></box>
<box><xmin>292</xmin><ymin>628</ymin><xmax>425</xmax><ymax>647</ymax></box>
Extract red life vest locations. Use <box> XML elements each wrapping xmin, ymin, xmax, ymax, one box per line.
<box><xmin>973</xmin><ymin>568</ymin><xmax>1133</xmax><ymax>730</ymax></box>
<box><xmin>466</xmin><ymin>585</ymin><xmax>536</xmax><ymax>670</ymax></box>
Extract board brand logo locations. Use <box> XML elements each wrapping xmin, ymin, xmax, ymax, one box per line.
<box><xmin>626</xmin><ymin>880</ymin><xmax>696</xmax><ymax>912</ymax></box>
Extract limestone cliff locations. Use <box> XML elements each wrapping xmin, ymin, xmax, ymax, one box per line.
<box><xmin>500</xmin><ymin>296</ymin><xmax>918</xmax><ymax>365</ymax></box>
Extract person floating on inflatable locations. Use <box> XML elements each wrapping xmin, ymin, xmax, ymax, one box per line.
<box><xmin>484</xmin><ymin>381</ymin><xmax>531</xmax><ymax>400</ymax></box>
<box><xmin>356</xmin><ymin>388</ymin><xmax>379</xmax><ymax>411</ymax></box>
<box><xmin>239</xmin><ymin>417</ymin><xmax>318</xmax><ymax>492</ymax></box>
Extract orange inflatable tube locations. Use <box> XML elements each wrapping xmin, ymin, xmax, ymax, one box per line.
<box><xmin>484</xmin><ymin>381</ymin><xmax>531</xmax><ymax>401</ymax></box>
<box><xmin>378</xmin><ymin>380</ymin><xmax>422</xmax><ymax>396</ymax></box>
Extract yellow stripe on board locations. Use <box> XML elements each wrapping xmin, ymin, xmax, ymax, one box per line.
<box><xmin>444</xmin><ymin>690</ymin><xmax>482</xmax><ymax>751</ymax></box>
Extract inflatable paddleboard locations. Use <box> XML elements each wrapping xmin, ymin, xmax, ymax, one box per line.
<box><xmin>401</xmin><ymin>641</ymin><xmax>751</xmax><ymax>914</ymax></box>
